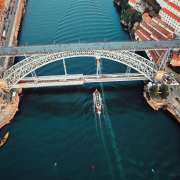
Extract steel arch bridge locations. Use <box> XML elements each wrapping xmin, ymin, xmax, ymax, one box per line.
<box><xmin>3</xmin><ymin>50</ymin><xmax>158</xmax><ymax>89</ymax></box>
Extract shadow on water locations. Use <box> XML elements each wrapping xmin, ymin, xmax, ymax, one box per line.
<box><xmin>22</xmin><ymin>82</ymin><xmax>144</xmax><ymax>95</ymax></box>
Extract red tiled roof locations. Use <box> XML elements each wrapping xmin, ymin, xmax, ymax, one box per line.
<box><xmin>141</xmin><ymin>21</ymin><xmax>154</xmax><ymax>33</ymax></box>
<box><xmin>163</xmin><ymin>0</ymin><xmax>180</xmax><ymax>11</ymax></box>
<box><xmin>151</xmin><ymin>30</ymin><xmax>166</xmax><ymax>40</ymax></box>
<box><xmin>169</xmin><ymin>1</ymin><xmax>180</xmax><ymax>11</ymax></box>
<box><xmin>135</xmin><ymin>10</ymin><xmax>177</xmax><ymax>64</ymax></box>
<box><xmin>0</xmin><ymin>0</ymin><xmax>5</xmax><ymax>10</ymax></box>
<box><xmin>135</xmin><ymin>31</ymin><xmax>160</xmax><ymax>62</ymax></box>
<box><xmin>162</xmin><ymin>8</ymin><xmax>180</xmax><ymax>22</ymax></box>
<box><xmin>151</xmin><ymin>21</ymin><xmax>173</xmax><ymax>39</ymax></box>
<box><xmin>137</xmin><ymin>26</ymin><xmax>151</xmax><ymax>37</ymax></box>
<box><xmin>136</xmin><ymin>30</ymin><xmax>149</xmax><ymax>40</ymax></box>
<box><xmin>128</xmin><ymin>0</ymin><xmax>136</xmax><ymax>5</ymax></box>
<box><xmin>170</xmin><ymin>51</ymin><xmax>180</xmax><ymax>67</ymax></box>
<box><xmin>156</xmin><ymin>50</ymin><xmax>166</xmax><ymax>57</ymax></box>
<box><xmin>152</xmin><ymin>17</ymin><xmax>175</xmax><ymax>32</ymax></box>
<box><xmin>149</xmin><ymin>50</ymin><xmax>160</xmax><ymax>63</ymax></box>
<box><xmin>142</xmin><ymin>21</ymin><xmax>167</xmax><ymax>40</ymax></box>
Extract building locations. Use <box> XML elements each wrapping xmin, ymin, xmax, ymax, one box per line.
<box><xmin>170</xmin><ymin>50</ymin><xmax>180</xmax><ymax>67</ymax></box>
<box><xmin>128</xmin><ymin>0</ymin><xmax>145</xmax><ymax>13</ymax></box>
<box><xmin>0</xmin><ymin>0</ymin><xmax>5</xmax><ymax>46</ymax></box>
<box><xmin>156</xmin><ymin>0</ymin><xmax>180</xmax><ymax>35</ymax></box>
<box><xmin>134</xmin><ymin>13</ymin><xmax>176</xmax><ymax>63</ymax></box>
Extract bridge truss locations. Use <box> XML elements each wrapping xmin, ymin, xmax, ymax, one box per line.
<box><xmin>3</xmin><ymin>50</ymin><xmax>158</xmax><ymax>89</ymax></box>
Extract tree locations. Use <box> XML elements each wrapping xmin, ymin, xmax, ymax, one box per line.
<box><xmin>149</xmin><ymin>84</ymin><xmax>169</xmax><ymax>100</ymax></box>
<box><xmin>159</xmin><ymin>85</ymin><xmax>169</xmax><ymax>99</ymax></box>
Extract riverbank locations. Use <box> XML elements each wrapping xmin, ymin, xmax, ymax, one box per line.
<box><xmin>114</xmin><ymin>0</ymin><xmax>180</xmax><ymax>123</ymax></box>
<box><xmin>144</xmin><ymin>89</ymin><xmax>180</xmax><ymax>123</ymax></box>
<box><xmin>0</xmin><ymin>0</ymin><xmax>26</xmax><ymax>130</ymax></box>
<box><xmin>0</xmin><ymin>91</ymin><xmax>20</xmax><ymax>129</ymax></box>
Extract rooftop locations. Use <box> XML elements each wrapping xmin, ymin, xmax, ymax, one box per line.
<box><xmin>161</xmin><ymin>8</ymin><xmax>180</xmax><ymax>22</ymax></box>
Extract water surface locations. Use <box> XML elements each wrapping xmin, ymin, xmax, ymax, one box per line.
<box><xmin>0</xmin><ymin>0</ymin><xmax>180</xmax><ymax>180</ymax></box>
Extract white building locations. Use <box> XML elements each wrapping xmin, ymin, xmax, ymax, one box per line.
<box><xmin>128</xmin><ymin>0</ymin><xmax>145</xmax><ymax>13</ymax></box>
<box><xmin>156</xmin><ymin>0</ymin><xmax>180</xmax><ymax>35</ymax></box>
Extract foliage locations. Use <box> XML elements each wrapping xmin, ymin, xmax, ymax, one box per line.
<box><xmin>143</xmin><ymin>0</ymin><xmax>161</xmax><ymax>14</ymax></box>
<box><xmin>149</xmin><ymin>85</ymin><xmax>159</xmax><ymax>99</ymax></box>
<box><xmin>121</xmin><ymin>6</ymin><xmax>141</xmax><ymax>29</ymax></box>
<box><xmin>149</xmin><ymin>84</ymin><xmax>169</xmax><ymax>100</ymax></box>
<box><xmin>159</xmin><ymin>84</ymin><xmax>169</xmax><ymax>99</ymax></box>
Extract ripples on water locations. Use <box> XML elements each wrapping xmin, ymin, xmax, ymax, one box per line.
<box><xmin>0</xmin><ymin>0</ymin><xmax>180</xmax><ymax>180</ymax></box>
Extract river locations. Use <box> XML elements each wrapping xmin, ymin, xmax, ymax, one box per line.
<box><xmin>0</xmin><ymin>0</ymin><xmax>180</xmax><ymax>179</ymax></box>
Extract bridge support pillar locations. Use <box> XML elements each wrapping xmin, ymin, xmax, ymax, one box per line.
<box><xmin>125</xmin><ymin>66</ymin><xmax>131</xmax><ymax>79</ymax></box>
<box><xmin>31</xmin><ymin>71</ymin><xmax>38</xmax><ymax>84</ymax></box>
<box><xmin>63</xmin><ymin>59</ymin><xmax>67</xmax><ymax>78</ymax></box>
<box><xmin>96</xmin><ymin>56</ymin><xmax>101</xmax><ymax>77</ymax></box>
<box><xmin>158</xmin><ymin>49</ymin><xmax>170</xmax><ymax>70</ymax></box>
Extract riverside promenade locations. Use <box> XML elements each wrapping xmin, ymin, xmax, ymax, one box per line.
<box><xmin>0</xmin><ymin>0</ymin><xmax>26</xmax><ymax>130</ymax></box>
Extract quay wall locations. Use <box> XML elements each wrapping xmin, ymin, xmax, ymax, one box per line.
<box><xmin>144</xmin><ymin>91</ymin><xmax>180</xmax><ymax>123</ymax></box>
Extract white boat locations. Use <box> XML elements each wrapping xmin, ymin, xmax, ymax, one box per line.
<box><xmin>93</xmin><ymin>89</ymin><xmax>102</xmax><ymax>115</ymax></box>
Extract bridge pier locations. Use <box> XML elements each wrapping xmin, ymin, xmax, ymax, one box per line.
<box><xmin>96</xmin><ymin>56</ymin><xmax>101</xmax><ymax>77</ymax></box>
<box><xmin>63</xmin><ymin>58</ymin><xmax>67</xmax><ymax>79</ymax></box>
<box><xmin>125</xmin><ymin>66</ymin><xmax>131</xmax><ymax>80</ymax></box>
<box><xmin>31</xmin><ymin>71</ymin><xmax>38</xmax><ymax>84</ymax></box>
<box><xmin>158</xmin><ymin>49</ymin><xmax>170</xmax><ymax>71</ymax></box>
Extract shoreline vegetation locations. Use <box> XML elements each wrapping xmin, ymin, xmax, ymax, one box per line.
<box><xmin>114</xmin><ymin>0</ymin><xmax>160</xmax><ymax>35</ymax></box>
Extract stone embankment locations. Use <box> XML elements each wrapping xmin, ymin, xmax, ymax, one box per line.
<box><xmin>144</xmin><ymin>86</ymin><xmax>180</xmax><ymax>123</ymax></box>
<box><xmin>0</xmin><ymin>87</ymin><xmax>20</xmax><ymax>129</ymax></box>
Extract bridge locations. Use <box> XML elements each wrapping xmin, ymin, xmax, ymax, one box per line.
<box><xmin>1</xmin><ymin>40</ymin><xmax>179</xmax><ymax>89</ymax></box>
<box><xmin>0</xmin><ymin>40</ymin><xmax>179</xmax><ymax>57</ymax></box>
<box><xmin>3</xmin><ymin>49</ymin><xmax>157</xmax><ymax>89</ymax></box>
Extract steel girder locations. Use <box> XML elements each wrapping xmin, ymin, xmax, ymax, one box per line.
<box><xmin>3</xmin><ymin>50</ymin><xmax>158</xmax><ymax>89</ymax></box>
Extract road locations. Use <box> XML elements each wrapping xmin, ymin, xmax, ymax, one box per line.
<box><xmin>13</xmin><ymin>73</ymin><xmax>147</xmax><ymax>88</ymax></box>
<box><xmin>0</xmin><ymin>40</ymin><xmax>179</xmax><ymax>57</ymax></box>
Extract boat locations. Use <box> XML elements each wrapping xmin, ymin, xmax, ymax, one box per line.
<box><xmin>0</xmin><ymin>132</ymin><xmax>9</xmax><ymax>148</ymax></box>
<box><xmin>93</xmin><ymin>89</ymin><xmax>102</xmax><ymax>115</ymax></box>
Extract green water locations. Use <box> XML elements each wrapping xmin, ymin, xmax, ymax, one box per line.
<box><xmin>0</xmin><ymin>0</ymin><xmax>180</xmax><ymax>179</ymax></box>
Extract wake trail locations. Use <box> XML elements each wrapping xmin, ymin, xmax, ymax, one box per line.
<box><xmin>95</xmin><ymin>113</ymin><xmax>115</xmax><ymax>180</ymax></box>
<box><xmin>100</xmin><ymin>83</ymin><xmax>126</xmax><ymax>180</ymax></box>
<box><xmin>97</xmin><ymin>59</ymin><xmax>125</xmax><ymax>180</ymax></box>
<box><xmin>93</xmin><ymin>88</ymin><xmax>114</xmax><ymax>179</ymax></box>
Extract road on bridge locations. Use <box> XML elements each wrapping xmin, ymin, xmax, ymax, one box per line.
<box><xmin>0</xmin><ymin>40</ymin><xmax>179</xmax><ymax>57</ymax></box>
<box><xmin>13</xmin><ymin>74</ymin><xmax>147</xmax><ymax>88</ymax></box>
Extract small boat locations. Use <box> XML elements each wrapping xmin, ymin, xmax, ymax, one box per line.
<box><xmin>93</xmin><ymin>89</ymin><xmax>102</xmax><ymax>115</ymax></box>
<box><xmin>0</xmin><ymin>132</ymin><xmax>9</xmax><ymax>148</ymax></box>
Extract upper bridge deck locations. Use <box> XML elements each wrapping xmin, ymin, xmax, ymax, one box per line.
<box><xmin>0</xmin><ymin>40</ymin><xmax>179</xmax><ymax>57</ymax></box>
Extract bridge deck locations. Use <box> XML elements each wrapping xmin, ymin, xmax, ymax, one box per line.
<box><xmin>13</xmin><ymin>73</ymin><xmax>147</xmax><ymax>88</ymax></box>
<box><xmin>0</xmin><ymin>40</ymin><xmax>179</xmax><ymax>57</ymax></box>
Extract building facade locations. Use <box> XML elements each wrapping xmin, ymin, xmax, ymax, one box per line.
<box><xmin>156</xmin><ymin>0</ymin><xmax>180</xmax><ymax>34</ymax></box>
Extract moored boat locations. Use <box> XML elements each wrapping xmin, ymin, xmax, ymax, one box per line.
<box><xmin>0</xmin><ymin>132</ymin><xmax>9</xmax><ymax>148</ymax></box>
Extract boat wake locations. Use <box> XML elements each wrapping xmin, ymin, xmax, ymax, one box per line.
<box><xmin>93</xmin><ymin>104</ymin><xmax>115</xmax><ymax>180</ymax></box>
<box><xmin>92</xmin><ymin>60</ymin><xmax>125</xmax><ymax>180</ymax></box>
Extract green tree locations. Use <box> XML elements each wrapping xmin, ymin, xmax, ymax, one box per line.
<box><xmin>159</xmin><ymin>85</ymin><xmax>169</xmax><ymax>99</ymax></box>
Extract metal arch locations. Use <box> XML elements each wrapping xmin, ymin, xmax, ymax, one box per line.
<box><xmin>3</xmin><ymin>50</ymin><xmax>157</xmax><ymax>89</ymax></box>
